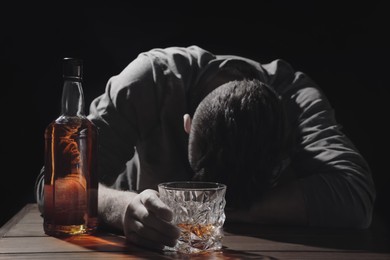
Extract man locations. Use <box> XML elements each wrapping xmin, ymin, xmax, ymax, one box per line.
<box><xmin>36</xmin><ymin>45</ymin><xmax>376</xmax><ymax>250</ymax></box>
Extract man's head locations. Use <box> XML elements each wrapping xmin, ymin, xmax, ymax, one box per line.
<box><xmin>185</xmin><ymin>79</ymin><xmax>287</xmax><ymax>208</ymax></box>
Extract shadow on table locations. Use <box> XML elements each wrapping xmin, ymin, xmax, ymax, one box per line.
<box><xmin>223</xmin><ymin>213</ymin><xmax>390</xmax><ymax>253</ymax></box>
<box><xmin>59</xmin><ymin>232</ymin><xmax>278</xmax><ymax>259</ymax></box>
<box><xmin>60</xmin><ymin>232</ymin><xmax>129</xmax><ymax>252</ymax></box>
<box><xmin>162</xmin><ymin>248</ymin><xmax>278</xmax><ymax>259</ymax></box>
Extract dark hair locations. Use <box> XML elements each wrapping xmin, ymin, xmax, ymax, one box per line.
<box><xmin>189</xmin><ymin>79</ymin><xmax>288</xmax><ymax>209</ymax></box>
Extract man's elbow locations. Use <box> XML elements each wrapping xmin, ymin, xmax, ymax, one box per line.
<box><xmin>346</xmin><ymin>207</ymin><xmax>373</xmax><ymax>229</ymax></box>
<box><xmin>335</xmin><ymin>192</ymin><xmax>375</xmax><ymax>229</ymax></box>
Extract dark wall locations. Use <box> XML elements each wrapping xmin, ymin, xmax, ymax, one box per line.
<box><xmin>1</xmin><ymin>2</ymin><xmax>388</xmax><ymax>228</ymax></box>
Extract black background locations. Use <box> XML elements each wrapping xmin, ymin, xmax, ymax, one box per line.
<box><xmin>1</xmin><ymin>1</ymin><xmax>388</xmax><ymax>231</ymax></box>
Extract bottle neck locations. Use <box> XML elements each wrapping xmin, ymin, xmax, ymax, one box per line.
<box><xmin>61</xmin><ymin>79</ymin><xmax>85</xmax><ymax>116</ymax></box>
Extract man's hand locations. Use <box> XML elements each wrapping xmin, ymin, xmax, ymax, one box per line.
<box><xmin>123</xmin><ymin>189</ymin><xmax>180</xmax><ymax>250</ymax></box>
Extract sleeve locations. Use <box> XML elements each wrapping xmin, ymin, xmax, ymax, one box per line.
<box><xmin>87</xmin><ymin>45</ymin><xmax>215</xmax><ymax>186</ymax></box>
<box><xmin>87</xmin><ymin>54</ymin><xmax>160</xmax><ymax>186</ymax></box>
<box><xmin>289</xmin><ymin>73</ymin><xmax>376</xmax><ymax>228</ymax></box>
<box><xmin>34</xmin><ymin>167</ymin><xmax>44</xmax><ymax>214</ymax></box>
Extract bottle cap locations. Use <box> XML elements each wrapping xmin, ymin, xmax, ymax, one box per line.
<box><xmin>63</xmin><ymin>57</ymin><xmax>83</xmax><ymax>80</ymax></box>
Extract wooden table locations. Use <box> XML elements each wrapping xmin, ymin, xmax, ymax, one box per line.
<box><xmin>1</xmin><ymin>204</ymin><xmax>389</xmax><ymax>259</ymax></box>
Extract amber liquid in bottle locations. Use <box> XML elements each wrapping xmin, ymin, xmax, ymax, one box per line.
<box><xmin>43</xmin><ymin>58</ymin><xmax>98</xmax><ymax>236</ymax></box>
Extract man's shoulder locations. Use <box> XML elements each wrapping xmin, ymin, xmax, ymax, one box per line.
<box><xmin>140</xmin><ymin>45</ymin><xmax>215</xmax><ymax>63</ymax></box>
<box><xmin>262</xmin><ymin>59</ymin><xmax>296</xmax><ymax>76</ymax></box>
<box><xmin>261</xmin><ymin>59</ymin><xmax>301</xmax><ymax>94</ymax></box>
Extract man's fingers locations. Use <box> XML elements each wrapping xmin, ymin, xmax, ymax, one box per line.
<box><xmin>140</xmin><ymin>190</ymin><xmax>173</xmax><ymax>222</ymax></box>
<box><xmin>136</xmin><ymin>191</ymin><xmax>180</xmax><ymax>239</ymax></box>
<box><xmin>125</xmin><ymin>190</ymin><xmax>180</xmax><ymax>243</ymax></box>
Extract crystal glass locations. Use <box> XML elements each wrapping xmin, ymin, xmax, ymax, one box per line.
<box><xmin>158</xmin><ymin>181</ymin><xmax>227</xmax><ymax>254</ymax></box>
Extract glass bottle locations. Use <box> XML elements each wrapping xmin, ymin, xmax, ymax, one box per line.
<box><xmin>43</xmin><ymin>57</ymin><xmax>98</xmax><ymax>236</ymax></box>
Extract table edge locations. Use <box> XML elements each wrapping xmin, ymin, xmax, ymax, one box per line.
<box><xmin>0</xmin><ymin>203</ymin><xmax>36</xmax><ymax>238</ymax></box>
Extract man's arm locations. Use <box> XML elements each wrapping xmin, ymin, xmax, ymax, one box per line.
<box><xmin>98</xmin><ymin>183</ymin><xmax>136</xmax><ymax>231</ymax></box>
<box><xmin>229</xmin><ymin>60</ymin><xmax>376</xmax><ymax>228</ymax></box>
<box><xmin>226</xmin><ymin>180</ymin><xmax>307</xmax><ymax>226</ymax></box>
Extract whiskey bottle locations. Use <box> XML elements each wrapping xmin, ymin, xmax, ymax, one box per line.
<box><xmin>43</xmin><ymin>58</ymin><xmax>98</xmax><ymax>236</ymax></box>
